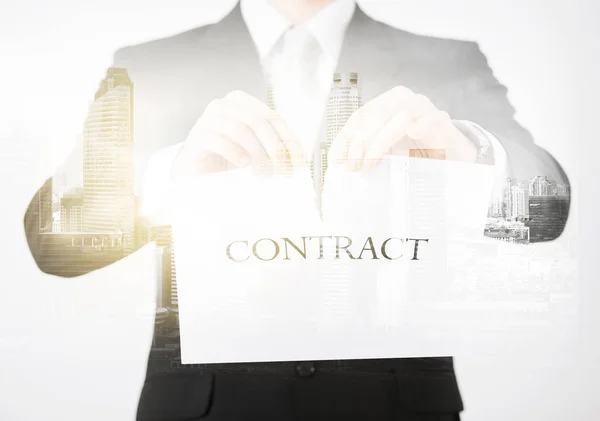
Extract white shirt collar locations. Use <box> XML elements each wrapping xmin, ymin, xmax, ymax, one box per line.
<box><xmin>240</xmin><ymin>0</ymin><xmax>356</xmax><ymax>63</ymax></box>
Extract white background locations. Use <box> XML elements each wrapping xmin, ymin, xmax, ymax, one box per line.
<box><xmin>0</xmin><ymin>0</ymin><xmax>598</xmax><ymax>419</ymax></box>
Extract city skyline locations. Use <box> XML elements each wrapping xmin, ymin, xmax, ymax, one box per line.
<box><xmin>485</xmin><ymin>175</ymin><xmax>571</xmax><ymax>244</ymax></box>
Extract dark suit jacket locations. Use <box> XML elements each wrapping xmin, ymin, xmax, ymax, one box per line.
<box><xmin>23</xmin><ymin>3</ymin><xmax>570</xmax><ymax>420</ymax></box>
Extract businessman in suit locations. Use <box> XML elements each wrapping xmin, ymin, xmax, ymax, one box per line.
<box><xmin>24</xmin><ymin>0</ymin><xmax>571</xmax><ymax>420</ymax></box>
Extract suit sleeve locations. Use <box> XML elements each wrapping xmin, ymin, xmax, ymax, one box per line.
<box><xmin>23</xmin><ymin>48</ymin><xmax>151</xmax><ymax>278</ymax></box>
<box><xmin>450</xmin><ymin>41</ymin><xmax>571</xmax><ymax>241</ymax></box>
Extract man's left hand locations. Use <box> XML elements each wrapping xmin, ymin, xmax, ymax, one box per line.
<box><xmin>328</xmin><ymin>86</ymin><xmax>478</xmax><ymax>171</ymax></box>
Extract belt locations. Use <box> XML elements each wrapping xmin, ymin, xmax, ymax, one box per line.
<box><xmin>158</xmin><ymin>357</ymin><xmax>454</xmax><ymax>378</ymax></box>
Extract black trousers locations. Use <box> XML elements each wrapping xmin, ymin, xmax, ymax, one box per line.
<box><xmin>136</xmin><ymin>358</ymin><xmax>463</xmax><ymax>421</ymax></box>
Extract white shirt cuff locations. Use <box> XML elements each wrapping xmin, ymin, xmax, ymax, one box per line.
<box><xmin>454</xmin><ymin>120</ymin><xmax>508</xmax><ymax>184</ymax></box>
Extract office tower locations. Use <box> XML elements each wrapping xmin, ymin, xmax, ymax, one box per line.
<box><xmin>149</xmin><ymin>225</ymin><xmax>178</xmax><ymax>308</ymax></box>
<box><xmin>491</xmin><ymin>195</ymin><xmax>503</xmax><ymax>218</ymax></box>
<box><xmin>60</xmin><ymin>188</ymin><xmax>83</xmax><ymax>232</ymax></box>
<box><xmin>529</xmin><ymin>175</ymin><xmax>551</xmax><ymax>197</ymax></box>
<box><xmin>502</xmin><ymin>178</ymin><xmax>513</xmax><ymax>218</ymax></box>
<box><xmin>557</xmin><ymin>183</ymin><xmax>570</xmax><ymax>197</ymax></box>
<box><xmin>134</xmin><ymin>195</ymin><xmax>152</xmax><ymax>249</ymax></box>
<box><xmin>527</xmin><ymin>196</ymin><xmax>570</xmax><ymax>242</ymax></box>
<box><xmin>321</xmin><ymin>72</ymin><xmax>361</xmax><ymax>183</ymax></box>
<box><xmin>549</xmin><ymin>179</ymin><xmax>558</xmax><ymax>196</ymax></box>
<box><xmin>83</xmin><ymin>68</ymin><xmax>135</xmax><ymax>253</ymax></box>
<box><xmin>488</xmin><ymin>181</ymin><xmax>505</xmax><ymax>218</ymax></box>
<box><xmin>52</xmin><ymin>217</ymin><xmax>61</xmax><ymax>233</ymax></box>
<box><xmin>39</xmin><ymin>178</ymin><xmax>53</xmax><ymax>233</ymax></box>
<box><xmin>25</xmin><ymin>178</ymin><xmax>53</xmax><ymax>241</ymax></box>
<box><xmin>510</xmin><ymin>185</ymin><xmax>527</xmax><ymax>218</ymax></box>
<box><xmin>517</xmin><ymin>180</ymin><xmax>530</xmax><ymax>216</ymax></box>
<box><xmin>314</xmin><ymin>73</ymin><xmax>363</xmax><ymax>326</ymax></box>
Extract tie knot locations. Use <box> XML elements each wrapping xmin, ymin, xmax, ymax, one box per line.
<box><xmin>278</xmin><ymin>25</ymin><xmax>322</xmax><ymax>61</ymax></box>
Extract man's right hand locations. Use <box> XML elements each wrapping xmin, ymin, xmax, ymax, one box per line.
<box><xmin>172</xmin><ymin>90</ymin><xmax>305</xmax><ymax>178</ymax></box>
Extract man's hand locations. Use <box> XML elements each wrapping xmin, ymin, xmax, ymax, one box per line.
<box><xmin>172</xmin><ymin>90</ymin><xmax>304</xmax><ymax>178</ymax></box>
<box><xmin>328</xmin><ymin>86</ymin><xmax>478</xmax><ymax>171</ymax></box>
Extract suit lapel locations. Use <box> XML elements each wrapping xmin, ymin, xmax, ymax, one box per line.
<box><xmin>335</xmin><ymin>6</ymin><xmax>400</xmax><ymax>104</ymax></box>
<box><xmin>199</xmin><ymin>3</ymin><xmax>269</xmax><ymax>104</ymax></box>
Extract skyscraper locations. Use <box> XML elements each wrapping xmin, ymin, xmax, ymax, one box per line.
<box><xmin>60</xmin><ymin>188</ymin><xmax>84</xmax><ymax>232</ymax></box>
<box><xmin>510</xmin><ymin>184</ymin><xmax>527</xmax><ymax>218</ymax></box>
<box><xmin>316</xmin><ymin>73</ymin><xmax>363</xmax><ymax>326</ymax></box>
<box><xmin>39</xmin><ymin>178</ymin><xmax>53</xmax><ymax>233</ymax></box>
<box><xmin>25</xmin><ymin>178</ymin><xmax>53</xmax><ymax>241</ymax></box>
<box><xmin>321</xmin><ymin>72</ymin><xmax>361</xmax><ymax>185</ymax></box>
<box><xmin>502</xmin><ymin>177</ymin><xmax>513</xmax><ymax>218</ymax></box>
<box><xmin>557</xmin><ymin>183</ymin><xmax>570</xmax><ymax>197</ymax></box>
<box><xmin>529</xmin><ymin>175</ymin><xmax>551</xmax><ymax>197</ymax></box>
<box><xmin>83</xmin><ymin>68</ymin><xmax>135</xmax><ymax>252</ymax></box>
<box><xmin>149</xmin><ymin>225</ymin><xmax>178</xmax><ymax>308</ymax></box>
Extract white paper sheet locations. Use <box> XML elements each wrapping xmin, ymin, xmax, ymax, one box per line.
<box><xmin>170</xmin><ymin>158</ymin><xmax>575</xmax><ymax>363</ymax></box>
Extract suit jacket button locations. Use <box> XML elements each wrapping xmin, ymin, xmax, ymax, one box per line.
<box><xmin>295</xmin><ymin>362</ymin><xmax>316</xmax><ymax>378</ymax></box>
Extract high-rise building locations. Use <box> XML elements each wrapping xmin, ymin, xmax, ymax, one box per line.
<box><xmin>549</xmin><ymin>179</ymin><xmax>558</xmax><ymax>196</ymax></box>
<box><xmin>83</xmin><ymin>67</ymin><xmax>135</xmax><ymax>252</ymax></box>
<box><xmin>149</xmin><ymin>225</ymin><xmax>178</xmax><ymax>308</ymax></box>
<box><xmin>557</xmin><ymin>183</ymin><xmax>570</xmax><ymax>197</ymax></box>
<box><xmin>488</xmin><ymin>190</ymin><xmax>503</xmax><ymax>218</ymax></box>
<box><xmin>529</xmin><ymin>175</ymin><xmax>551</xmax><ymax>197</ymax></box>
<box><xmin>25</xmin><ymin>178</ymin><xmax>53</xmax><ymax>241</ymax></box>
<box><xmin>313</xmin><ymin>73</ymin><xmax>363</xmax><ymax>325</ymax></box>
<box><xmin>527</xmin><ymin>196</ymin><xmax>570</xmax><ymax>242</ymax></box>
<box><xmin>510</xmin><ymin>185</ymin><xmax>527</xmax><ymax>218</ymax></box>
<box><xmin>502</xmin><ymin>177</ymin><xmax>513</xmax><ymax>218</ymax></box>
<box><xmin>134</xmin><ymin>196</ymin><xmax>152</xmax><ymax>249</ymax></box>
<box><xmin>60</xmin><ymin>188</ymin><xmax>84</xmax><ymax>232</ymax></box>
<box><xmin>321</xmin><ymin>72</ymin><xmax>361</xmax><ymax>184</ymax></box>
<box><xmin>39</xmin><ymin>178</ymin><xmax>53</xmax><ymax>233</ymax></box>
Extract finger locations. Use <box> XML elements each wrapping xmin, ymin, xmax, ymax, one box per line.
<box><xmin>346</xmin><ymin>136</ymin><xmax>365</xmax><ymax>171</ymax></box>
<box><xmin>201</xmin><ymin>129</ymin><xmax>250</xmax><ymax>168</ymax></box>
<box><xmin>207</xmin><ymin>113</ymin><xmax>265</xmax><ymax>164</ymax></box>
<box><xmin>267</xmin><ymin>111</ymin><xmax>306</xmax><ymax>166</ymax></box>
<box><xmin>393</xmin><ymin>131</ymin><xmax>448</xmax><ymax>160</ymax></box>
<box><xmin>328</xmin><ymin>134</ymin><xmax>352</xmax><ymax>166</ymax></box>
<box><xmin>363</xmin><ymin>110</ymin><xmax>412</xmax><ymax>165</ymax></box>
<box><xmin>408</xmin><ymin>93</ymin><xmax>437</xmax><ymax>117</ymax></box>
<box><xmin>329</xmin><ymin>89</ymin><xmax>404</xmax><ymax>162</ymax></box>
<box><xmin>209</xmin><ymin>102</ymin><xmax>275</xmax><ymax>164</ymax></box>
<box><xmin>222</xmin><ymin>90</ymin><xmax>289</xmax><ymax>162</ymax></box>
<box><xmin>405</xmin><ymin>113</ymin><xmax>442</xmax><ymax>141</ymax></box>
<box><xmin>356</xmin><ymin>107</ymin><xmax>395</xmax><ymax>148</ymax></box>
<box><xmin>368</xmin><ymin>86</ymin><xmax>415</xmax><ymax>115</ymax></box>
<box><xmin>227</xmin><ymin>105</ymin><xmax>286</xmax><ymax>163</ymax></box>
<box><xmin>224</xmin><ymin>90</ymin><xmax>273</xmax><ymax>117</ymax></box>
<box><xmin>365</xmin><ymin>99</ymin><xmax>442</xmax><ymax>164</ymax></box>
<box><xmin>328</xmin><ymin>108</ymin><xmax>365</xmax><ymax>163</ymax></box>
<box><xmin>405</xmin><ymin>111</ymin><xmax>454</xmax><ymax>160</ymax></box>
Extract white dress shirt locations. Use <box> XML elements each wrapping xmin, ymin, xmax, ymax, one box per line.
<box><xmin>241</xmin><ymin>0</ymin><xmax>356</xmax><ymax>157</ymax></box>
<box><xmin>143</xmin><ymin>0</ymin><xmax>507</xmax><ymax>225</ymax></box>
